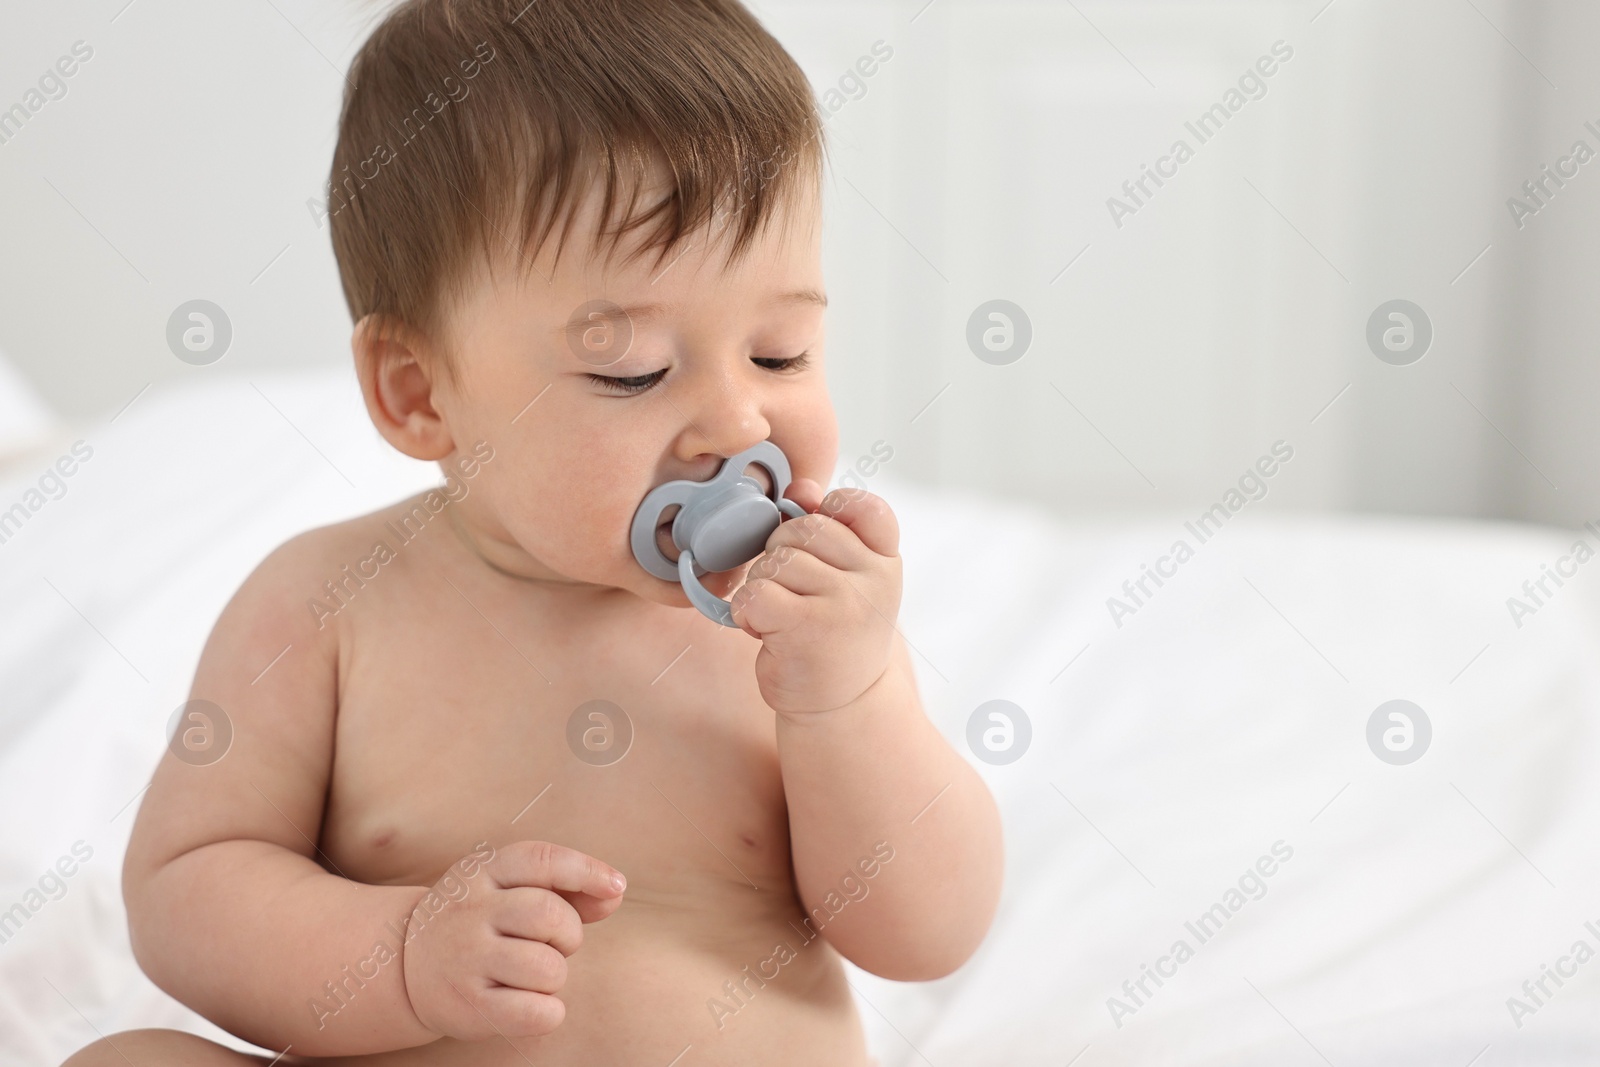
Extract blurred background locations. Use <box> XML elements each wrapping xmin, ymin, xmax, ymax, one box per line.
<box><xmin>4</xmin><ymin>0</ymin><xmax>1596</xmax><ymax>527</ymax></box>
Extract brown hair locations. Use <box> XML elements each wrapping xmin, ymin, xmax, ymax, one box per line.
<box><xmin>326</xmin><ymin>0</ymin><xmax>827</xmax><ymax>375</ymax></box>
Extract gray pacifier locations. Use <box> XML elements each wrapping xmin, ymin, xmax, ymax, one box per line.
<box><xmin>630</xmin><ymin>440</ymin><xmax>807</xmax><ymax>627</ymax></box>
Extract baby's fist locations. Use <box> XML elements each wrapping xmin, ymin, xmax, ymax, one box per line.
<box><xmin>401</xmin><ymin>840</ymin><xmax>626</xmax><ymax>1040</ymax></box>
<box><xmin>730</xmin><ymin>486</ymin><xmax>902</xmax><ymax>716</ymax></box>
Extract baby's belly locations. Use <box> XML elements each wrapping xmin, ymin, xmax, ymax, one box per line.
<box><xmin>317</xmin><ymin>587</ymin><xmax>869</xmax><ymax>1064</ymax></box>
<box><xmin>314</xmin><ymin>880</ymin><xmax>870</xmax><ymax>1067</ymax></box>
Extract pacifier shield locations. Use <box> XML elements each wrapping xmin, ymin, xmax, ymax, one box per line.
<box><xmin>629</xmin><ymin>440</ymin><xmax>808</xmax><ymax>626</ymax></box>
<box><xmin>689</xmin><ymin>493</ymin><xmax>781</xmax><ymax>572</ymax></box>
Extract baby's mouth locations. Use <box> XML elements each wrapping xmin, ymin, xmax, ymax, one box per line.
<box><xmin>655</xmin><ymin>512</ymin><xmax>679</xmax><ymax>563</ymax></box>
<box><xmin>745</xmin><ymin>462</ymin><xmax>775</xmax><ymax>498</ymax></box>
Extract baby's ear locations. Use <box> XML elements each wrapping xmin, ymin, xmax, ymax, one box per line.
<box><xmin>351</xmin><ymin>314</ymin><xmax>455</xmax><ymax>461</ymax></box>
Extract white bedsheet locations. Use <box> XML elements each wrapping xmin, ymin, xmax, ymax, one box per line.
<box><xmin>2</xmin><ymin>368</ymin><xmax>1598</xmax><ymax>1066</ymax></box>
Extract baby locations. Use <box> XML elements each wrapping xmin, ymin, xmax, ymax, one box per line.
<box><xmin>64</xmin><ymin>1</ymin><xmax>1002</xmax><ymax>1064</ymax></box>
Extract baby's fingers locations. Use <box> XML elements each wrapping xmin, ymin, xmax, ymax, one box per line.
<box><xmin>555</xmin><ymin>885</ymin><xmax>627</xmax><ymax>924</ymax></box>
<box><xmin>486</xmin><ymin>936</ymin><xmax>569</xmax><ymax>994</ymax></box>
<box><xmin>782</xmin><ymin>476</ymin><xmax>825</xmax><ymax>514</ymax></box>
<box><xmin>489</xmin><ymin>840</ymin><xmax>626</xmax><ymax>901</ymax></box>
<box><xmin>817</xmin><ymin>488</ymin><xmax>899</xmax><ymax>558</ymax></box>
<box><xmin>730</xmin><ymin>577</ymin><xmax>806</xmax><ymax>638</ymax></box>
<box><xmin>453</xmin><ymin>981</ymin><xmax>566</xmax><ymax>1038</ymax></box>
<box><xmin>496</xmin><ymin>887</ymin><xmax>584</xmax><ymax>955</ymax></box>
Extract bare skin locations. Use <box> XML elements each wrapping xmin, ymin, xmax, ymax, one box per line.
<box><xmin>64</xmin><ymin>169</ymin><xmax>1003</xmax><ymax>1067</ymax></box>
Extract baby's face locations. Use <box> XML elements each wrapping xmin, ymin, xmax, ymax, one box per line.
<box><xmin>432</xmin><ymin>176</ymin><xmax>837</xmax><ymax>612</ymax></box>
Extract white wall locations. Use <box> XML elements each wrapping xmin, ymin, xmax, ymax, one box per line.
<box><xmin>1511</xmin><ymin>4</ymin><xmax>1600</xmax><ymax>530</ymax></box>
<box><xmin>2</xmin><ymin>0</ymin><xmax>1596</xmax><ymax>525</ymax></box>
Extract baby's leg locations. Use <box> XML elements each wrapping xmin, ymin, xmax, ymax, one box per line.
<box><xmin>61</xmin><ymin>1029</ymin><xmax>281</xmax><ymax>1067</ymax></box>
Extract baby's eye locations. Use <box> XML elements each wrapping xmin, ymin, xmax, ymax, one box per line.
<box><xmin>586</xmin><ymin>369</ymin><xmax>667</xmax><ymax>394</ymax></box>
<box><xmin>585</xmin><ymin>352</ymin><xmax>810</xmax><ymax>395</ymax></box>
<box><xmin>753</xmin><ymin>351</ymin><xmax>811</xmax><ymax>373</ymax></box>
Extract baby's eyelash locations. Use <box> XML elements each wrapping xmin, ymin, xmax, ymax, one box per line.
<box><xmin>586</xmin><ymin>369</ymin><xmax>667</xmax><ymax>393</ymax></box>
<box><xmin>753</xmin><ymin>351</ymin><xmax>811</xmax><ymax>373</ymax></box>
<box><xmin>585</xmin><ymin>352</ymin><xmax>811</xmax><ymax>395</ymax></box>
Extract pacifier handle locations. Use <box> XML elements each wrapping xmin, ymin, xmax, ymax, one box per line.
<box><xmin>679</xmin><ymin>497</ymin><xmax>807</xmax><ymax>628</ymax></box>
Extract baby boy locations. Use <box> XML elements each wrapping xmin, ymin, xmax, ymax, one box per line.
<box><xmin>64</xmin><ymin>1</ymin><xmax>1001</xmax><ymax>1064</ymax></box>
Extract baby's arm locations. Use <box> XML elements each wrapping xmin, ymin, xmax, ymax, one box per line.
<box><xmin>124</xmin><ymin>533</ymin><xmax>627</xmax><ymax>1055</ymax></box>
<box><xmin>123</xmin><ymin>534</ymin><xmax>441</xmax><ymax>1056</ymax></box>
<box><xmin>734</xmin><ymin>487</ymin><xmax>1004</xmax><ymax>980</ymax></box>
<box><xmin>775</xmin><ymin>631</ymin><xmax>1004</xmax><ymax>981</ymax></box>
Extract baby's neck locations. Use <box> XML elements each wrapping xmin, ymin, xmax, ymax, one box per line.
<box><xmin>445</xmin><ymin>502</ymin><xmax>540</xmax><ymax>581</ymax></box>
<box><xmin>442</xmin><ymin>496</ymin><xmax>626</xmax><ymax>609</ymax></box>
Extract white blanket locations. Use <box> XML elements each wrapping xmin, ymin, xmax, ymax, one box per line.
<box><xmin>2</xmin><ymin>369</ymin><xmax>1598</xmax><ymax>1066</ymax></box>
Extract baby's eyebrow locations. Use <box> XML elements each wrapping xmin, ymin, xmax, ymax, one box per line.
<box><xmin>563</xmin><ymin>288</ymin><xmax>828</xmax><ymax>333</ymax></box>
<box><xmin>773</xmin><ymin>287</ymin><xmax>828</xmax><ymax>310</ymax></box>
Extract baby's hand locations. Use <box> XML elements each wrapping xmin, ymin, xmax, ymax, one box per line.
<box><xmin>730</xmin><ymin>484</ymin><xmax>902</xmax><ymax>716</ymax></box>
<box><xmin>401</xmin><ymin>840</ymin><xmax>626</xmax><ymax>1041</ymax></box>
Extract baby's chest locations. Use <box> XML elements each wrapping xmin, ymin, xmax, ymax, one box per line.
<box><xmin>318</xmin><ymin>611</ymin><xmax>794</xmax><ymax>895</ymax></box>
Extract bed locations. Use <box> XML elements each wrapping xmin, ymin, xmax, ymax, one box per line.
<box><xmin>3</xmin><ymin>366</ymin><xmax>1598</xmax><ymax>1066</ymax></box>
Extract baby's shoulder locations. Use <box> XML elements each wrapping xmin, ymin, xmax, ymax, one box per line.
<box><xmin>218</xmin><ymin>493</ymin><xmax>437</xmax><ymax>639</ymax></box>
<box><xmin>251</xmin><ymin>498</ymin><xmax>414</xmax><ymax>583</ymax></box>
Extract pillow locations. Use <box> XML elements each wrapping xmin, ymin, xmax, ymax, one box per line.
<box><xmin>0</xmin><ymin>346</ymin><xmax>57</xmax><ymax>460</ymax></box>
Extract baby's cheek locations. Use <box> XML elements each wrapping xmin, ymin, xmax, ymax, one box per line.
<box><xmin>787</xmin><ymin>396</ymin><xmax>839</xmax><ymax>489</ymax></box>
<box><xmin>540</xmin><ymin>486</ymin><xmax>642</xmax><ymax>578</ymax></box>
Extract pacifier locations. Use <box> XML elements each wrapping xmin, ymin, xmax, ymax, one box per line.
<box><xmin>630</xmin><ymin>440</ymin><xmax>808</xmax><ymax>627</ymax></box>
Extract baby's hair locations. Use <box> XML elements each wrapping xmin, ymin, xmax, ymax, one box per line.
<box><xmin>328</xmin><ymin>0</ymin><xmax>827</xmax><ymax>377</ymax></box>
